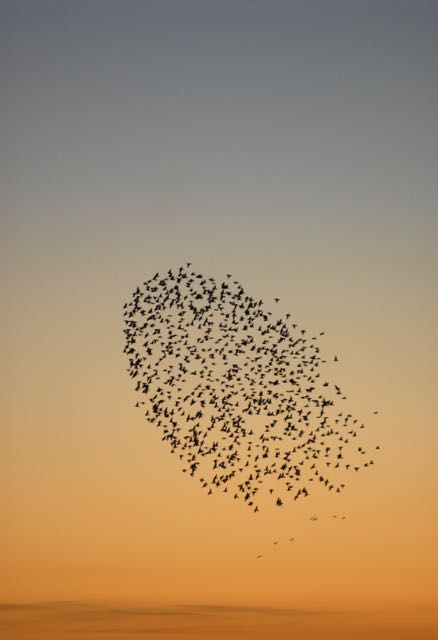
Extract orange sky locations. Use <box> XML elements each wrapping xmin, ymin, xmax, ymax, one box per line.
<box><xmin>3</xmin><ymin>252</ymin><xmax>437</xmax><ymax>633</ymax></box>
<box><xmin>3</xmin><ymin>1</ymin><xmax>438</xmax><ymax>638</ymax></box>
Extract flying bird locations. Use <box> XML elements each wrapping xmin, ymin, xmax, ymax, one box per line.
<box><xmin>123</xmin><ymin>264</ymin><xmax>378</xmax><ymax>512</ymax></box>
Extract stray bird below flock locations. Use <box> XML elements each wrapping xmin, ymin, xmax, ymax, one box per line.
<box><xmin>255</xmin><ymin>515</ymin><xmax>347</xmax><ymax>559</ymax></box>
<box><xmin>123</xmin><ymin>265</ymin><xmax>378</xmax><ymax>513</ymax></box>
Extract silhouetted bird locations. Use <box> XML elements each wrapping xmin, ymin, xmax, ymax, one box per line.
<box><xmin>123</xmin><ymin>264</ymin><xmax>379</xmax><ymax>512</ymax></box>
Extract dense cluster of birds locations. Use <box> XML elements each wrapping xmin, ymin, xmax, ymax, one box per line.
<box><xmin>123</xmin><ymin>264</ymin><xmax>378</xmax><ymax>512</ymax></box>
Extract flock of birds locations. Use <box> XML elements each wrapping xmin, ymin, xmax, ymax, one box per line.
<box><xmin>123</xmin><ymin>264</ymin><xmax>378</xmax><ymax>514</ymax></box>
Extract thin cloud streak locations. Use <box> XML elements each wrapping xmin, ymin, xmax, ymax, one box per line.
<box><xmin>1</xmin><ymin>601</ymin><xmax>437</xmax><ymax>639</ymax></box>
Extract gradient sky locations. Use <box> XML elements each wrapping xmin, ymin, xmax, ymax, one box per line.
<box><xmin>2</xmin><ymin>1</ymin><xmax>438</xmax><ymax>638</ymax></box>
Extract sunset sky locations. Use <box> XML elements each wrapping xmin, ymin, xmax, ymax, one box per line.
<box><xmin>2</xmin><ymin>1</ymin><xmax>438</xmax><ymax>638</ymax></box>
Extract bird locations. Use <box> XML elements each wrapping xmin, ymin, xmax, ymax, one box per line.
<box><xmin>123</xmin><ymin>264</ymin><xmax>378</xmax><ymax>513</ymax></box>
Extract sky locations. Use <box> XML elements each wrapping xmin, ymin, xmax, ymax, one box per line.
<box><xmin>2</xmin><ymin>1</ymin><xmax>438</xmax><ymax>638</ymax></box>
